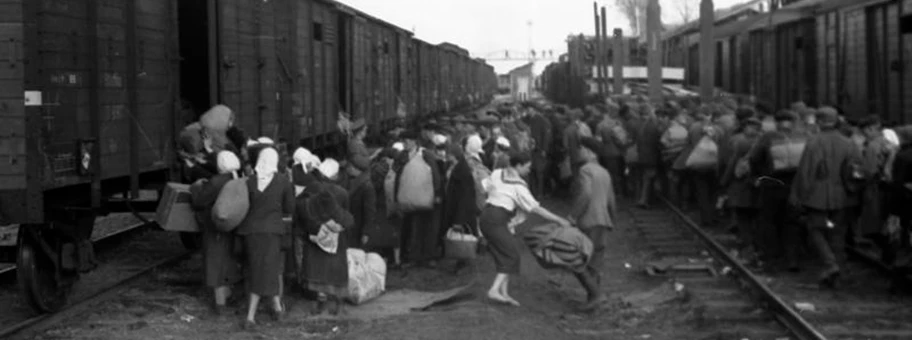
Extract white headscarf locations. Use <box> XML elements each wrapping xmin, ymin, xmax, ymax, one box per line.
<box><xmin>465</xmin><ymin>134</ymin><xmax>484</xmax><ymax>158</ymax></box>
<box><xmin>293</xmin><ymin>147</ymin><xmax>313</xmax><ymax>166</ymax></box>
<box><xmin>216</xmin><ymin>151</ymin><xmax>241</xmax><ymax>176</ymax></box>
<box><xmin>255</xmin><ymin>148</ymin><xmax>279</xmax><ymax>191</ymax></box>
<box><xmin>884</xmin><ymin>129</ymin><xmax>900</xmax><ymax>148</ymax></box>
<box><xmin>392</xmin><ymin>142</ymin><xmax>405</xmax><ymax>152</ymax></box>
<box><xmin>318</xmin><ymin>158</ymin><xmax>340</xmax><ymax>180</ymax></box>
<box><xmin>257</xmin><ymin>137</ymin><xmax>275</xmax><ymax>145</ymax></box>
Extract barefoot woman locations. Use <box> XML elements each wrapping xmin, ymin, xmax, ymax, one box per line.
<box><xmin>480</xmin><ymin>151</ymin><xmax>571</xmax><ymax>306</ymax></box>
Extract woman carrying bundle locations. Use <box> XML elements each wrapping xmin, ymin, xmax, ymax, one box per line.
<box><xmin>236</xmin><ymin>147</ymin><xmax>294</xmax><ymax>327</ymax></box>
<box><xmin>190</xmin><ymin>151</ymin><xmax>243</xmax><ymax>316</ymax></box>
<box><xmin>480</xmin><ymin>151</ymin><xmax>571</xmax><ymax>306</ymax></box>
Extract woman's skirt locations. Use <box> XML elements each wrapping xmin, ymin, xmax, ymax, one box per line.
<box><xmin>479</xmin><ymin>205</ymin><xmax>520</xmax><ymax>275</ymax></box>
<box><xmin>301</xmin><ymin>231</ymin><xmax>349</xmax><ymax>297</ymax></box>
<box><xmin>244</xmin><ymin>233</ymin><xmax>283</xmax><ymax>296</ymax></box>
<box><xmin>202</xmin><ymin>229</ymin><xmax>241</xmax><ymax>287</ymax></box>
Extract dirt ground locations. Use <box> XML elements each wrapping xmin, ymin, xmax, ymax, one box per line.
<box><xmin>23</xmin><ymin>200</ymin><xmax>709</xmax><ymax>340</ymax></box>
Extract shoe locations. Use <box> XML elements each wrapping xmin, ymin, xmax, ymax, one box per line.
<box><xmin>240</xmin><ymin>320</ymin><xmax>257</xmax><ymax>330</ymax></box>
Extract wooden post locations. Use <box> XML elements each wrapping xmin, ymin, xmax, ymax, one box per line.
<box><xmin>612</xmin><ymin>28</ymin><xmax>624</xmax><ymax>95</ymax></box>
<box><xmin>646</xmin><ymin>0</ymin><xmax>662</xmax><ymax>102</ymax></box>
<box><xmin>699</xmin><ymin>0</ymin><xmax>715</xmax><ymax>100</ymax></box>
<box><xmin>600</xmin><ymin>6</ymin><xmax>608</xmax><ymax>100</ymax></box>
<box><xmin>594</xmin><ymin>2</ymin><xmax>603</xmax><ymax>97</ymax></box>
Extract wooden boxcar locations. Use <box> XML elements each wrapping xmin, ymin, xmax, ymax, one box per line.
<box><xmin>2</xmin><ymin>0</ymin><xmax>497</xmax><ymax>313</ymax></box>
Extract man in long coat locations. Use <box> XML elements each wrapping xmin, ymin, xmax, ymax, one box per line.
<box><xmin>789</xmin><ymin>107</ymin><xmax>863</xmax><ymax>287</ymax></box>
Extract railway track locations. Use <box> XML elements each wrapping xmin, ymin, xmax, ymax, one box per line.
<box><xmin>629</xmin><ymin>198</ymin><xmax>912</xmax><ymax>340</ymax></box>
<box><xmin>0</xmin><ymin>218</ymin><xmax>191</xmax><ymax>340</ymax></box>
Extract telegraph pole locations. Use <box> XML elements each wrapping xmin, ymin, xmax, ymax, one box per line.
<box><xmin>699</xmin><ymin>0</ymin><xmax>715</xmax><ymax>100</ymax></box>
<box><xmin>594</xmin><ymin>2</ymin><xmax>603</xmax><ymax>96</ymax></box>
<box><xmin>600</xmin><ymin>6</ymin><xmax>608</xmax><ymax>99</ymax></box>
<box><xmin>612</xmin><ymin>28</ymin><xmax>624</xmax><ymax>95</ymax></box>
<box><xmin>646</xmin><ymin>0</ymin><xmax>662</xmax><ymax>101</ymax></box>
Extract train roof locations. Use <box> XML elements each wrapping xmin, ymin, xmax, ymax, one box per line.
<box><xmin>745</xmin><ymin>0</ymin><xmax>828</xmax><ymax>32</ymax></box>
<box><xmin>324</xmin><ymin>0</ymin><xmax>414</xmax><ymax>35</ymax></box>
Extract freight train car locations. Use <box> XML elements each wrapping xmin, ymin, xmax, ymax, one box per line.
<box><xmin>2</xmin><ymin>0</ymin><xmax>496</xmax><ymax>313</ymax></box>
<box><xmin>661</xmin><ymin>0</ymin><xmax>912</xmax><ymax>121</ymax></box>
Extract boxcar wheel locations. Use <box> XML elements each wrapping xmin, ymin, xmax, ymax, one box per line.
<box><xmin>17</xmin><ymin>230</ymin><xmax>67</xmax><ymax>313</ymax></box>
<box><xmin>179</xmin><ymin>232</ymin><xmax>202</xmax><ymax>250</ymax></box>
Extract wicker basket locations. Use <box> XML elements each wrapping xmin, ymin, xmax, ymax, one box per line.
<box><xmin>444</xmin><ymin>229</ymin><xmax>478</xmax><ymax>260</ymax></box>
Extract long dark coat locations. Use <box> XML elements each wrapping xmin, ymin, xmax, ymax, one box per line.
<box><xmin>296</xmin><ymin>181</ymin><xmax>354</xmax><ymax>295</ymax></box>
<box><xmin>341</xmin><ymin>171</ymin><xmax>376</xmax><ymax>248</ymax></box>
<box><xmin>789</xmin><ymin>129</ymin><xmax>863</xmax><ymax>210</ymax></box>
<box><xmin>190</xmin><ymin>172</ymin><xmax>241</xmax><ymax>288</ymax></box>
<box><xmin>444</xmin><ymin>157</ymin><xmax>478</xmax><ymax>230</ymax></box>
<box><xmin>720</xmin><ymin>132</ymin><xmax>758</xmax><ymax>208</ymax></box>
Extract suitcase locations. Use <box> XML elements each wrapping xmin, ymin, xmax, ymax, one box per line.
<box><xmin>155</xmin><ymin>182</ymin><xmax>199</xmax><ymax>232</ymax></box>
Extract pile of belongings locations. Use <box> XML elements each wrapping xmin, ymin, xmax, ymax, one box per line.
<box><xmin>522</xmin><ymin>223</ymin><xmax>594</xmax><ymax>273</ymax></box>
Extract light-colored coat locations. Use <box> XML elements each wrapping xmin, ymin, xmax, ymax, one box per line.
<box><xmin>570</xmin><ymin>161</ymin><xmax>616</xmax><ymax>229</ymax></box>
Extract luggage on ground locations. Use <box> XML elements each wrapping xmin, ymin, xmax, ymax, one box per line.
<box><xmin>347</xmin><ymin>248</ymin><xmax>386</xmax><ymax>305</ymax></box>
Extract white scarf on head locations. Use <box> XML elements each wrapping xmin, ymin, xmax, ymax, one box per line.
<box><xmin>255</xmin><ymin>148</ymin><xmax>279</xmax><ymax>191</ymax></box>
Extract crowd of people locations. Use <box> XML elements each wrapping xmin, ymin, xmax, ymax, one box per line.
<box><xmin>175</xmin><ymin>93</ymin><xmax>912</xmax><ymax>325</ymax></box>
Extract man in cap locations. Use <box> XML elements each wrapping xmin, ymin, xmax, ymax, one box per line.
<box><xmin>523</xmin><ymin>105</ymin><xmax>554</xmax><ymax>197</ymax></box>
<box><xmin>745</xmin><ymin>110</ymin><xmax>808</xmax><ymax>271</ymax></box>
<box><xmin>393</xmin><ymin>129</ymin><xmax>444</xmax><ymax>268</ymax></box>
<box><xmin>789</xmin><ymin>107</ymin><xmax>863</xmax><ymax>288</ymax></box>
<box><xmin>567</xmin><ymin>137</ymin><xmax>615</xmax><ymax>310</ymax></box>
<box><xmin>720</xmin><ymin>117</ymin><xmax>762</xmax><ymax>263</ymax></box>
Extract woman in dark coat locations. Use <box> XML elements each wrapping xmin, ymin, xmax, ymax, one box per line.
<box><xmin>190</xmin><ymin>151</ymin><xmax>243</xmax><ymax>315</ymax></box>
<box><xmin>296</xmin><ymin>158</ymin><xmax>354</xmax><ymax>315</ymax></box>
<box><xmin>341</xmin><ymin>159</ymin><xmax>376</xmax><ymax>249</ymax></box>
<box><xmin>236</xmin><ymin>147</ymin><xmax>294</xmax><ymax>327</ymax></box>
<box><xmin>444</xmin><ymin>143</ymin><xmax>479</xmax><ymax>237</ymax></box>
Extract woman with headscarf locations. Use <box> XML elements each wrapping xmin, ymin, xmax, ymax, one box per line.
<box><xmin>296</xmin><ymin>158</ymin><xmax>354</xmax><ymax>315</ymax></box>
<box><xmin>480</xmin><ymin>151</ymin><xmax>571</xmax><ymax>306</ymax></box>
<box><xmin>443</xmin><ymin>142</ymin><xmax>479</xmax><ymax>273</ymax></box>
<box><xmin>190</xmin><ymin>151</ymin><xmax>243</xmax><ymax>316</ymax></box>
<box><xmin>235</xmin><ymin>147</ymin><xmax>294</xmax><ymax>327</ymax></box>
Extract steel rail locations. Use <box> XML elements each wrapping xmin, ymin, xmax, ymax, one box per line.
<box><xmin>0</xmin><ymin>220</ymin><xmax>154</xmax><ymax>280</ymax></box>
<box><xmin>0</xmin><ymin>250</ymin><xmax>192</xmax><ymax>339</ymax></box>
<box><xmin>658</xmin><ymin>197</ymin><xmax>828</xmax><ymax>340</ymax></box>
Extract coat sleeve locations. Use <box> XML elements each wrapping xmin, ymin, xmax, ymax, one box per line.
<box><xmin>362</xmin><ymin>182</ymin><xmax>376</xmax><ymax>231</ymax></box>
<box><xmin>282</xmin><ymin>178</ymin><xmax>295</xmax><ymax>217</ymax></box>
<box><xmin>569</xmin><ymin>167</ymin><xmax>594</xmax><ymax>220</ymax></box>
<box><xmin>191</xmin><ymin>179</ymin><xmax>218</xmax><ymax>211</ymax></box>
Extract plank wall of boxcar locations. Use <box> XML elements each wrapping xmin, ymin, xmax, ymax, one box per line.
<box><xmin>311</xmin><ymin>2</ymin><xmax>338</xmax><ymax>139</ymax></box>
<box><xmin>294</xmin><ymin>0</ymin><xmax>313</xmax><ymax>144</ymax></box>
<box><xmin>21</xmin><ymin>0</ymin><xmax>175</xmax><ymax>187</ymax></box>
<box><xmin>735</xmin><ymin>34</ymin><xmax>751</xmax><ymax>94</ymax></box>
<box><xmin>866</xmin><ymin>2</ymin><xmax>902</xmax><ymax>122</ymax></box>
<box><xmin>843</xmin><ymin>8</ymin><xmax>868</xmax><ymax>115</ymax></box>
<box><xmin>773</xmin><ymin>20</ymin><xmax>816</xmax><ymax>109</ymax></box>
<box><xmin>717</xmin><ymin>40</ymin><xmax>729</xmax><ymax>91</ymax></box>
<box><xmin>816</xmin><ymin>11</ymin><xmax>838</xmax><ymax>107</ymax></box>
<box><xmin>748</xmin><ymin>30</ymin><xmax>774</xmax><ymax>106</ymax></box>
<box><xmin>687</xmin><ymin>44</ymin><xmax>699</xmax><ymax>87</ymax></box>
<box><xmin>406</xmin><ymin>38</ymin><xmax>418</xmax><ymax>118</ymax></box>
<box><xmin>276</xmin><ymin>0</ymin><xmax>298</xmax><ymax>144</ymax></box>
<box><xmin>0</xmin><ymin>0</ymin><xmax>28</xmax><ymax>222</ymax></box>
<box><xmin>349</xmin><ymin>15</ymin><xmax>367</xmax><ymax>123</ymax></box>
<box><xmin>381</xmin><ymin>27</ymin><xmax>396</xmax><ymax>123</ymax></box>
<box><xmin>903</xmin><ymin>0</ymin><xmax>912</xmax><ymax>123</ymax></box>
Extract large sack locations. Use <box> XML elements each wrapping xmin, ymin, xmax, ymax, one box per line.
<box><xmin>347</xmin><ymin>248</ymin><xmax>386</xmax><ymax>305</ymax></box>
<box><xmin>769</xmin><ymin>137</ymin><xmax>806</xmax><ymax>171</ymax></box>
<box><xmin>685</xmin><ymin>136</ymin><xmax>719</xmax><ymax>170</ymax></box>
<box><xmin>522</xmin><ymin>223</ymin><xmax>594</xmax><ymax>272</ymax></box>
<box><xmin>211</xmin><ymin>178</ymin><xmax>249</xmax><ymax>232</ymax></box>
<box><xmin>396</xmin><ymin>153</ymin><xmax>434</xmax><ymax>212</ymax></box>
<box><xmin>199</xmin><ymin>105</ymin><xmax>233</xmax><ymax>132</ymax></box>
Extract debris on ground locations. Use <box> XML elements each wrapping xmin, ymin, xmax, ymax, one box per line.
<box><xmin>622</xmin><ymin>282</ymin><xmax>686</xmax><ymax>309</ymax></box>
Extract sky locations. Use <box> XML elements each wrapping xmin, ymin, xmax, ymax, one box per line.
<box><xmin>337</xmin><ymin>0</ymin><xmax>749</xmax><ymax>74</ymax></box>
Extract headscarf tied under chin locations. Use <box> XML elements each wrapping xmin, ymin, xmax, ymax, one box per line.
<box><xmin>216</xmin><ymin>151</ymin><xmax>241</xmax><ymax>176</ymax></box>
<box><xmin>255</xmin><ymin>147</ymin><xmax>279</xmax><ymax>191</ymax></box>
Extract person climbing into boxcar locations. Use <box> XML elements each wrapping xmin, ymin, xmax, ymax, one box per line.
<box><xmin>789</xmin><ymin>107</ymin><xmax>863</xmax><ymax>288</ymax></box>
<box><xmin>567</xmin><ymin>138</ymin><xmax>614</xmax><ymax>310</ymax></box>
<box><xmin>480</xmin><ymin>151</ymin><xmax>571</xmax><ymax>307</ymax></box>
<box><xmin>395</xmin><ymin>130</ymin><xmax>443</xmax><ymax>268</ymax></box>
<box><xmin>237</xmin><ymin>147</ymin><xmax>294</xmax><ymax>328</ymax></box>
<box><xmin>295</xmin><ymin>159</ymin><xmax>355</xmax><ymax>316</ymax></box>
<box><xmin>721</xmin><ymin>116</ymin><xmax>762</xmax><ymax>263</ymax></box>
<box><xmin>745</xmin><ymin>110</ymin><xmax>808</xmax><ymax>271</ymax></box>
<box><xmin>190</xmin><ymin>150</ymin><xmax>243</xmax><ymax>316</ymax></box>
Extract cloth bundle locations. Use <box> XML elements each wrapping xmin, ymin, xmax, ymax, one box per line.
<box><xmin>522</xmin><ymin>223</ymin><xmax>594</xmax><ymax>273</ymax></box>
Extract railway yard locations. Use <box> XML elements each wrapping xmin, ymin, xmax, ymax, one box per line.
<box><xmin>0</xmin><ymin>194</ymin><xmax>908</xmax><ymax>340</ymax></box>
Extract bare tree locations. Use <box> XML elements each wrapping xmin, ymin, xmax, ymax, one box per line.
<box><xmin>671</xmin><ymin>0</ymin><xmax>699</xmax><ymax>23</ymax></box>
<box><xmin>614</xmin><ymin>0</ymin><xmax>646</xmax><ymax>36</ymax></box>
